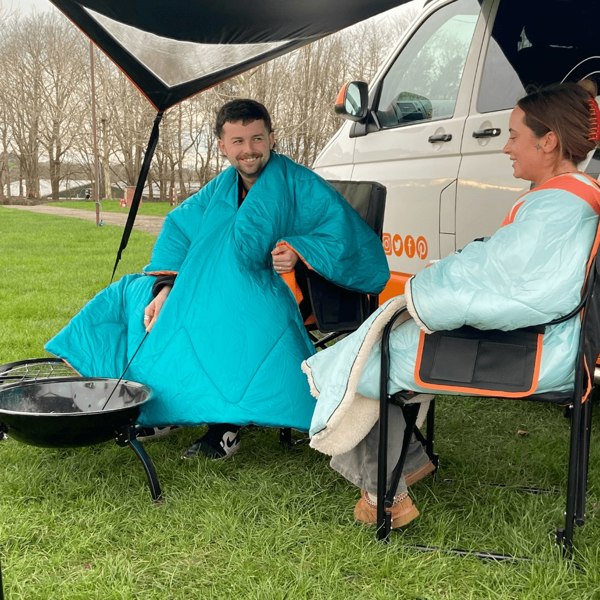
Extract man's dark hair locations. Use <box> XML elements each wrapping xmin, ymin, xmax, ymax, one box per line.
<box><xmin>214</xmin><ymin>99</ymin><xmax>273</xmax><ymax>138</ymax></box>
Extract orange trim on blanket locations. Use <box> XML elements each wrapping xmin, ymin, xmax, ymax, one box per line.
<box><xmin>413</xmin><ymin>331</ymin><xmax>544</xmax><ymax>398</ymax></box>
<box><xmin>280</xmin><ymin>270</ymin><xmax>304</xmax><ymax>304</ymax></box>
<box><xmin>533</xmin><ymin>174</ymin><xmax>600</xmax><ymax>214</ymax></box>
<box><xmin>501</xmin><ymin>200</ymin><xmax>525</xmax><ymax>227</ymax></box>
<box><xmin>583</xmin><ymin>358</ymin><xmax>593</xmax><ymax>404</ymax></box>
<box><xmin>275</xmin><ymin>241</ymin><xmax>305</xmax><ymax>305</ymax></box>
<box><xmin>503</xmin><ymin>174</ymin><xmax>600</xmax><ymax>227</ymax></box>
<box><xmin>304</xmin><ymin>313</ymin><xmax>316</xmax><ymax>326</ymax></box>
<box><xmin>144</xmin><ymin>270</ymin><xmax>179</xmax><ymax>276</ymax></box>
<box><xmin>575</xmin><ymin>197</ymin><xmax>600</xmax><ymax>392</ymax></box>
<box><xmin>275</xmin><ymin>242</ymin><xmax>321</xmax><ymax>324</ymax></box>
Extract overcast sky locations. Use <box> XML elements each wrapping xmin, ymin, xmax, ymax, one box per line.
<box><xmin>4</xmin><ymin>0</ymin><xmax>54</xmax><ymax>13</ymax></box>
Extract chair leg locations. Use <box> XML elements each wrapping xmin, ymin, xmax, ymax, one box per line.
<box><xmin>279</xmin><ymin>427</ymin><xmax>292</xmax><ymax>446</ymax></box>
<box><xmin>559</xmin><ymin>396</ymin><xmax>585</xmax><ymax>555</ymax></box>
<box><xmin>376</xmin><ymin>307</ymin><xmax>412</xmax><ymax>541</ymax></box>
<box><xmin>413</xmin><ymin>398</ymin><xmax>438</xmax><ymax>468</ymax></box>
<box><xmin>376</xmin><ymin>401</ymin><xmax>420</xmax><ymax>540</ymax></box>
<box><xmin>279</xmin><ymin>427</ymin><xmax>309</xmax><ymax>447</ymax></box>
<box><xmin>376</xmin><ymin>385</ymin><xmax>392</xmax><ymax>540</ymax></box>
<box><xmin>575</xmin><ymin>394</ymin><xmax>594</xmax><ymax>525</ymax></box>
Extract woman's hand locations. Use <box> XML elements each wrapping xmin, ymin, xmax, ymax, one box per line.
<box><xmin>271</xmin><ymin>246</ymin><xmax>298</xmax><ymax>274</ymax></box>
<box><xmin>143</xmin><ymin>285</ymin><xmax>171</xmax><ymax>332</ymax></box>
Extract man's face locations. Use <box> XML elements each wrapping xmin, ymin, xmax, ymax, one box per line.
<box><xmin>217</xmin><ymin>119</ymin><xmax>275</xmax><ymax>188</ymax></box>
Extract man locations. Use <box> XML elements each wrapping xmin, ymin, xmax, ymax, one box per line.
<box><xmin>46</xmin><ymin>99</ymin><xmax>389</xmax><ymax>460</ymax></box>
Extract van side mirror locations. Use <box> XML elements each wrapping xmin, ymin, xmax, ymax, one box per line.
<box><xmin>334</xmin><ymin>81</ymin><xmax>369</xmax><ymax>122</ymax></box>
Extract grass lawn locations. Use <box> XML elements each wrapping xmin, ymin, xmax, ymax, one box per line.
<box><xmin>1</xmin><ymin>206</ymin><xmax>600</xmax><ymax>599</ymax></box>
<box><xmin>50</xmin><ymin>199</ymin><xmax>174</xmax><ymax>217</ymax></box>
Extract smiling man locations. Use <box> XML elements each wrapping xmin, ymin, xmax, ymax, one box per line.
<box><xmin>46</xmin><ymin>98</ymin><xmax>390</xmax><ymax>461</ymax></box>
<box><xmin>218</xmin><ymin>105</ymin><xmax>274</xmax><ymax>187</ymax></box>
<box><xmin>145</xmin><ymin>100</ymin><xmax>307</xmax><ymax>458</ymax></box>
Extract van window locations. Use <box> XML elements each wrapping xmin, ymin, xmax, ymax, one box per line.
<box><xmin>374</xmin><ymin>0</ymin><xmax>480</xmax><ymax>129</ymax></box>
<box><xmin>478</xmin><ymin>0</ymin><xmax>600</xmax><ymax>113</ymax></box>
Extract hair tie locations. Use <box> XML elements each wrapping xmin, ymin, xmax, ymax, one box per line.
<box><xmin>588</xmin><ymin>96</ymin><xmax>600</xmax><ymax>142</ymax></box>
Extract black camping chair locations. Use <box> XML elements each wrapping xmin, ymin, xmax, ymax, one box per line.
<box><xmin>375</xmin><ymin>240</ymin><xmax>600</xmax><ymax>558</ymax></box>
<box><xmin>280</xmin><ymin>179</ymin><xmax>387</xmax><ymax>446</ymax></box>
<box><xmin>305</xmin><ymin>180</ymin><xmax>387</xmax><ymax>345</ymax></box>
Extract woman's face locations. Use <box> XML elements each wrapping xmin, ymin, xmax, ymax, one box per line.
<box><xmin>503</xmin><ymin>106</ymin><xmax>545</xmax><ymax>183</ymax></box>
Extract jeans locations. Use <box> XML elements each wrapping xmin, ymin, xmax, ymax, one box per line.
<box><xmin>329</xmin><ymin>403</ymin><xmax>429</xmax><ymax>495</ymax></box>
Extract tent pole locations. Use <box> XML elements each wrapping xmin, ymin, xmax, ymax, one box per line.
<box><xmin>110</xmin><ymin>110</ymin><xmax>164</xmax><ymax>282</ymax></box>
<box><xmin>90</xmin><ymin>41</ymin><xmax>102</xmax><ymax>226</ymax></box>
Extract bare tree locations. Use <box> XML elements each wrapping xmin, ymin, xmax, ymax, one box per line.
<box><xmin>152</xmin><ymin>102</ymin><xmax>201</xmax><ymax>202</ymax></box>
<box><xmin>37</xmin><ymin>15</ymin><xmax>88</xmax><ymax>200</ymax></box>
<box><xmin>1</xmin><ymin>15</ymin><xmax>46</xmax><ymax>198</ymax></box>
<box><xmin>102</xmin><ymin>66</ymin><xmax>157</xmax><ymax>187</ymax></box>
<box><xmin>0</xmin><ymin>89</ymin><xmax>13</xmax><ymax>199</ymax></box>
<box><xmin>0</xmin><ymin>2</ymin><xmax>421</xmax><ymax>200</ymax></box>
<box><xmin>218</xmin><ymin>5</ymin><xmax>420</xmax><ymax>167</ymax></box>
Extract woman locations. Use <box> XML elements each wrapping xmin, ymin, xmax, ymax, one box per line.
<box><xmin>302</xmin><ymin>82</ymin><xmax>600</xmax><ymax>529</ymax></box>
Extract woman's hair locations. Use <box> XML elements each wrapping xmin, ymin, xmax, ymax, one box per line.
<box><xmin>517</xmin><ymin>82</ymin><xmax>598</xmax><ymax>165</ymax></box>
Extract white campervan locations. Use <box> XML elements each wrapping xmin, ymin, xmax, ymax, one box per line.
<box><xmin>313</xmin><ymin>0</ymin><xmax>600</xmax><ymax>302</ymax></box>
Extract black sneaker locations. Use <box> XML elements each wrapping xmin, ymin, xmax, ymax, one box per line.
<box><xmin>136</xmin><ymin>425</ymin><xmax>179</xmax><ymax>442</ymax></box>
<box><xmin>183</xmin><ymin>425</ymin><xmax>241</xmax><ymax>459</ymax></box>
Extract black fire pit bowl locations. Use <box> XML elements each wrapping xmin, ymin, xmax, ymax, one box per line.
<box><xmin>0</xmin><ymin>377</ymin><xmax>152</xmax><ymax>448</ymax></box>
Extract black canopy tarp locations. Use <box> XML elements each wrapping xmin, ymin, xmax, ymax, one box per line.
<box><xmin>49</xmin><ymin>0</ymin><xmax>412</xmax><ymax>111</ymax></box>
<box><xmin>47</xmin><ymin>0</ymin><xmax>413</xmax><ymax>276</ymax></box>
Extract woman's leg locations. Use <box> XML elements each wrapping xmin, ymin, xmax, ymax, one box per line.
<box><xmin>330</xmin><ymin>403</ymin><xmax>430</xmax><ymax>495</ymax></box>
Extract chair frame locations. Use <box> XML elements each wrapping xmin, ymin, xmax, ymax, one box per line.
<box><xmin>304</xmin><ymin>179</ymin><xmax>386</xmax><ymax>343</ymax></box>
<box><xmin>376</xmin><ymin>247</ymin><xmax>600</xmax><ymax>557</ymax></box>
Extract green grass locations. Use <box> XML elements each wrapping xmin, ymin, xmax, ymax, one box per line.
<box><xmin>0</xmin><ymin>207</ymin><xmax>156</xmax><ymax>359</ymax></box>
<box><xmin>2</xmin><ymin>206</ymin><xmax>600</xmax><ymax>598</ymax></box>
<box><xmin>50</xmin><ymin>199</ymin><xmax>174</xmax><ymax>217</ymax></box>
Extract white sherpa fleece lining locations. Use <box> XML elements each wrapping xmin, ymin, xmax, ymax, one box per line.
<box><xmin>308</xmin><ymin>297</ymin><xmax>411</xmax><ymax>456</ymax></box>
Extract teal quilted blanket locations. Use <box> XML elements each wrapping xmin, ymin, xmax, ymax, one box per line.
<box><xmin>46</xmin><ymin>154</ymin><xmax>389</xmax><ymax>430</ymax></box>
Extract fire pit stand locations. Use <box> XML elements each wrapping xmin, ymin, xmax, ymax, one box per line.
<box><xmin>0</xmin><ymin>359</ymin><xmax>163</xmax><ymax>502</ymax></box>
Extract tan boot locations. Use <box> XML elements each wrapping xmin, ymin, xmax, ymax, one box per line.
<box><xmin>354</xmin><ymin>490</ymin><xmax>419</xmax><ymax>529</ymax></box>
<box><xmin>404</xmin><ymin>460</ymin><xmax>436</xmax><ymax>486</ymax></box>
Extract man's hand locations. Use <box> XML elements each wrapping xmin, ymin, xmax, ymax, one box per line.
<box><xmin>143</xmin><ymin>285</ymin><xmax>171</xmax><ymax>332</ymax></box>
<box><xmin>271</xmin><ymin>246</ymin><xmax>298</xmax><ymax>274</ymax></box>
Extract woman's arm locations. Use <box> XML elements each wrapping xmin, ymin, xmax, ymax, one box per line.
<box><xmin>407</xmin><ymin>188</ymin><xmax>598</xmax><ymax>332</ymax></box>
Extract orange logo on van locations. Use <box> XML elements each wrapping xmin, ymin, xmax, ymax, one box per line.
<box><xmin>383</xmin><ymin>233</ymin><xmax>392</xmax><ymax>254</ymax></box>
<box><xmin>416</xmin><ymin>236</ymin><xmax>428</xmax><ymax>259</ymax></box>
<box><xmin>383</xmin><ymin>233</ymin><xmax>428</xmax><ymax>260</ymax></box>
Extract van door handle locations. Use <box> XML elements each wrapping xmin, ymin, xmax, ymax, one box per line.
<box><xmin>472</xmin><ymin>128</ymin><xmax>501</xmax><ymax>138</ymax></box>
<box><xmin>428</xmin><ymin>133</ymin><xmax>452</xmax><ymax>143</ymax></box>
